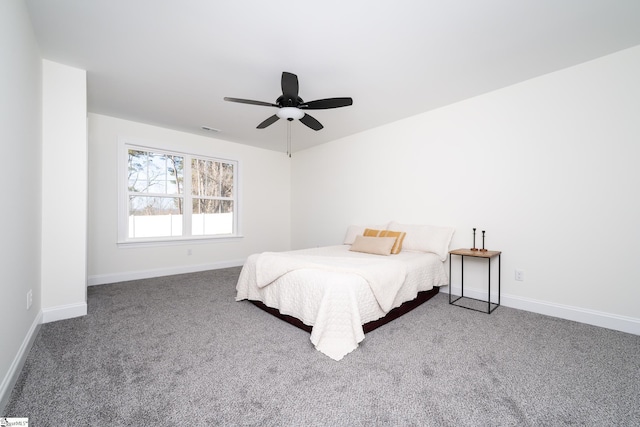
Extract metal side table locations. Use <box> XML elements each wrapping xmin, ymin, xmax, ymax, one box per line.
<box><xmin>449</xmin><ymin>248</ymin><xmax>501</xmax><ymax>314</ymax></box>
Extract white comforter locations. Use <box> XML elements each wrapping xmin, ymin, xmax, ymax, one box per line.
<box><xmin>235</xmin><ymin>245</ymin><xmax>448</xmax><ymax>360</ymax></box>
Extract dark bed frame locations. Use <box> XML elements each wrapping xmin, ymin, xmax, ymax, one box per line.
<box><xmin>249</xmin><ymin>286</ymin><xmax>440</xmax><ymax>334</ymax></box>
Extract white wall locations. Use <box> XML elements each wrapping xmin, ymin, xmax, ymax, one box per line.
<box><xmin>0</xmin><ymin>0</ymin><xmax>43</xmax><ymax>412</ymax></box>
<box><xmin>87</xmin><ymin>114</ymin><xmax>291</xmax><ymax>284</ymax></box>
<box><xmin>291</xmin><ymin>46</ymin><xmax>640</xmax><ymax>330</ymax></box>
<box><xmin>41</xmin><ymin>60</ymin><xmax>88</xmax><ymax>322</ymax></box>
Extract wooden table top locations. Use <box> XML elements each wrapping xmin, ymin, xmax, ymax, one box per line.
<box><xmin>449</xmin><ymin>248</ymin><xmax>501</xmax><ymax>258</ymax></box>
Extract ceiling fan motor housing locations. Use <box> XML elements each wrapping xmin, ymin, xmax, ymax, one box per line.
<box><xmin>276</xmin><ymin>95</ymin><xmax>303</xmax><ymax>107</ymax></box>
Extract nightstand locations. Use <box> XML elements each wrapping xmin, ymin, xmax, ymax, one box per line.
<box><xmin>448</xmin><ymin>248</ymin><xmax>501</xmax><ymax>314</ymax></box>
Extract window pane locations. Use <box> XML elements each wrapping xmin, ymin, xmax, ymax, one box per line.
<box><xmin>147</xmin><ymin>152</ymin><xmax>167</xmax><ymax>193</ymax></box>
<box><xmin>167</xmin><ymin>154</ymin><xmax>184</xmax><ymax>194</ymax></box>
<box><xmin>128</xmin><ymin>150</ymin><xmax>149</xmax><ymax>192</ymax></box>
<box><xmin>192</xmin><ymin>158</ymin><xmax>234</xmax><ymax>197</ymax></box>
<box><xmin>128</xmin><ymin>149</ymin><xmax>183</xmax><ymax>195</ymax></box>
<box><xmin>192</xmin><ymin>159</ymin><xmax>214</xmax><ymax>196</ymax></box>
<box><xmin>192</xmin><ymin>199</ymin><xmax>233</xmax><ymax>235</ymax></box>
<box><xmin>221</xmin><ymin>162</ymin><xmax>234</xmax><ymax>197</ymax></box>
<box><xmin>128</xmin><ymin>196</ymin><xmax>183</xmax><ymax>238</ymax></box>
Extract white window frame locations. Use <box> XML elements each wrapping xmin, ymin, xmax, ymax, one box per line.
<box><xmin>117</xmin><ymin>138</ymin><xmax>242</xmax><ymax>246</ymax></box>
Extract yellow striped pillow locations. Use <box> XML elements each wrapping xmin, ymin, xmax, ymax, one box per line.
<box><xmin>380</xmin><ymin>230</ymin><xmax>406</xmax><ymax>254</ymax></box>
<box><xmin>363</xmin><ymin>228</ymin><xmax>382</xmax><ymax>237</ymax></box>
<box><xmin>363</xmin><ymin>228</ymin><xmax>406</xmax><ymax>254</ymax></box>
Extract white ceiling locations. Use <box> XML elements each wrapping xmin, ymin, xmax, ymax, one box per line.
<box><xmin>26</xmin><ymin>0</ymin><xmax>640</xmax><ymax>154</ymax></box>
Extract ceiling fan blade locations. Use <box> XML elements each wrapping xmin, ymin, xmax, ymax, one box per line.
<box><xmin>224</xmin><ymin>97</ymin><xmax>278</xmax><ymax>107</ymax></box>
<box><xmin>299</xmin><ymin>113</ymin><xmax>323</xmax><ymax>131</ymax></box>
<box><xmin>281</xmin><ymin>72</ymin><xmax>299</xmax><ymax>104</ymax></box>
<box><xmin>301</xmin><ymin>97</ymin><xmax>353</xmax><ymax>110</ymax></box>
<box><xmin>257</xmin><ymin>114</ymin><xmax>280</xmax><ymax>129</ymax></box>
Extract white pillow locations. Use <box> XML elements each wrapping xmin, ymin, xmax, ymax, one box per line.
<box><xmin>343</xmin><ymin>223</ymin><xmax>389</xmax><ymax>244</ymax></box>
<box><xmin>387</xmin><ymin>221</ymin><xmax>455</xmax><ymax>261</ymax></box>
<box><xmin>349</xmin><ymin>235</ymin><xmax>396</xmax><ymax>256</ymax></box>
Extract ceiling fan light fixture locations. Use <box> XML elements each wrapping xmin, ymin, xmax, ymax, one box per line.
<box><xmin>276</xmin><ymin>107</ymin><xmax>304</xmax><ymax>120</ymax></box>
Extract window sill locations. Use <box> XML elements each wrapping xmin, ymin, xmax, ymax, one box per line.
<box><xmin>117</xmin><ymin>235</ymin><xmax>244</xmax><ymax>248</ymax></box>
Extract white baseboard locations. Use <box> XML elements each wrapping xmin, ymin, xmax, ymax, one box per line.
<box><xmin>41</xmin><ymin>302</ymin><xmax>88</xmax><ymax>324</ymax></box>
<box><xmin>87</xmin><ymin>259</ymin><xmax>245</xmax><ymax>286</ymax></box>
<box><xmin>0</xmin><ymin>311</ymin><xmax>42</xmax><ymax>414</ymax></box>
<box><xmin>445</xmin><ymin>285</ymin><xmax>640</xmax><ymax>336</ymax></box>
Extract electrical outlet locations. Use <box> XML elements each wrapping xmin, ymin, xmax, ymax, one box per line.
<box><xmin>187</xmin><ymin>249</ymin><xmax>192</xmax><ymax>256</ymax></box>
<box><xmin>27</xmin><ymin>289</ymin><xmax>33</xmax><ymax>310</ymax></box>
<box><xmin>515</xmin><ymin>269</ymin><xmax>525</xmax><ymax>282</ymax></box>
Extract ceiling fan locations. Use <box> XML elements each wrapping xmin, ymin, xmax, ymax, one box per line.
<box><xmin>224</xmin><ymin>72</ymin><xmax>353</xmax><ymax>131</ymax></box>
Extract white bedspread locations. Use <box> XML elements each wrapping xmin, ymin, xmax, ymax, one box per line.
<box><xmin>255</xmin><ymin>252</ymin><xmax>407</xmax><ymax>313</ymax></box>
<box><xmin>235</xmin><ymin>245</ymin><xmax>448</xmax><ymax>361</ymax></box>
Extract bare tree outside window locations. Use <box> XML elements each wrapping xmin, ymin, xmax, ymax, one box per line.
<box><xmin>191</xmin><ymin>158</ymin><xmax>234</xmax><ymax>235</ymax></box>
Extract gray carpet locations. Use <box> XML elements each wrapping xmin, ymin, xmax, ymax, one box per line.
<box><xmin>4</xmin><ymin>267</ymin><xmax>640</xmax><ymax>426</ymax></box>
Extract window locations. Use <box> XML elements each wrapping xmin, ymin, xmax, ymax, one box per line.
<box><xmin>119</xmin><ymin>141</ymin><xmax>239</xmax><ymax>243</ymax></box>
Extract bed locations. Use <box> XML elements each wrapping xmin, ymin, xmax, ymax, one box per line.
<box><xmin>235</xmin><ymin>222</ymin><xmax>454</xmax><ymax>360</ymax></box>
